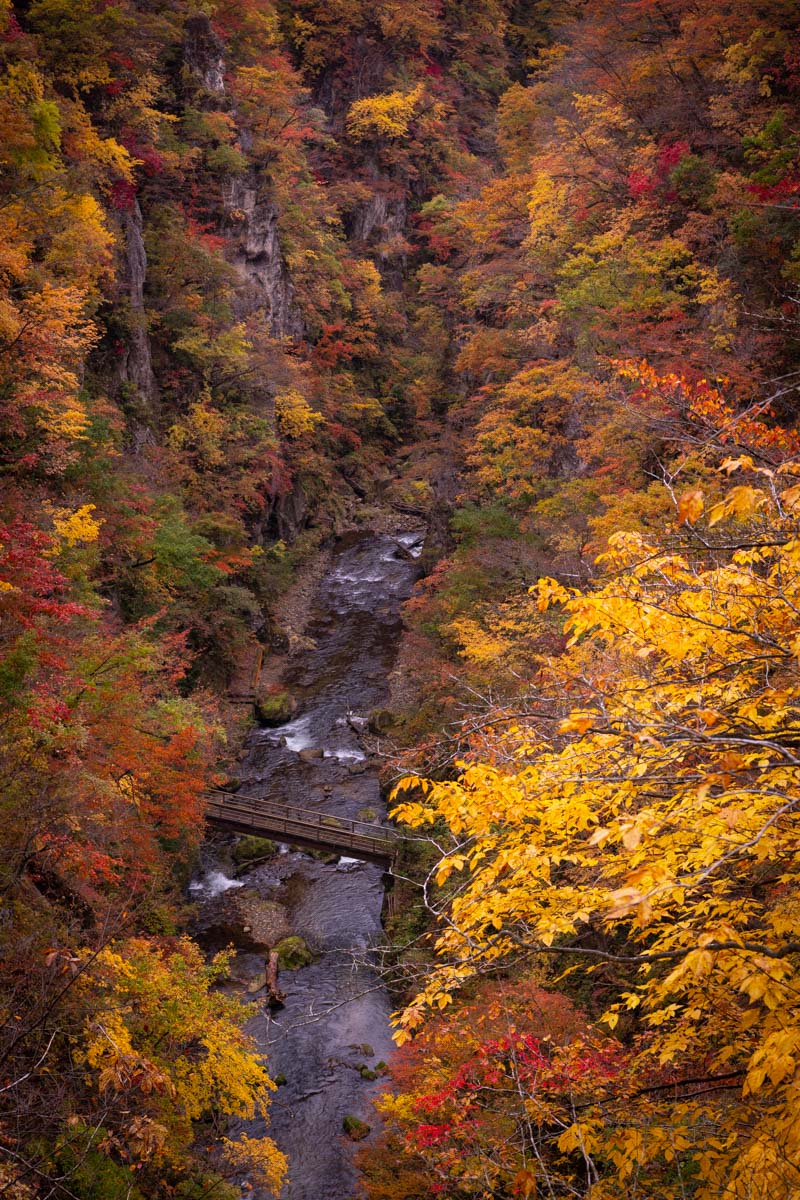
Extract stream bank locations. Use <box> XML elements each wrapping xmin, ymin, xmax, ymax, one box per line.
<box><xmin>192</xmin><ymin>527</ymin><xmax>425</xmax><ymax>1199</ymax></box>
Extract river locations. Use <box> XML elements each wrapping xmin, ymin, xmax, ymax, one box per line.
<box><xmin>193</xmin><ymin>528</ymin><xmax>424</xmax><ymax>1199</ymax></box>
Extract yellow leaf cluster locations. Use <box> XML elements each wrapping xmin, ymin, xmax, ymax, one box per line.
<box><xmin>50</xmin><ymin>503</ymin><xmax>102</xmax><ymax>550</ymax></box>
<box><xmin>391</xmin><ymin>466</ymin><xmax>800</xmax><ymax>1197</ymax></box>
<box><xmin>223</xmin><ymin>1135</ymin><xmax>287</xmax><ymax>1194</ymax></box>
<box><xmin>78</xmin><ymin>938</ymin><xmax>281</xmax><ymax>1164</ymax></box>
<box><xmin>274</xmin><ymin>388</ymin><xmax>324</xmax><ymax>439</ymax></box>
<box><xmin>346</xmin><ymin>82</ymin><xmax>425</xmax><ymax>141</ymax></box>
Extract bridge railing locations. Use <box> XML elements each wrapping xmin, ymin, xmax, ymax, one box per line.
<box><xmin>204</xmin><ymin>789</ymin><xmax>394</xmax><ymax>838</ymax></box>
<box><xmin>203</xmin><ymin>789</ymin><xmax>396</xmax><ymax>864</ymax></box>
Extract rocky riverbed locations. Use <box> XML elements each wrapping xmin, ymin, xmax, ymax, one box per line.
<box><xmin>191</xmin><ymin>528</ymin><xmax>425</xmax><ymax>1199</ymax></box>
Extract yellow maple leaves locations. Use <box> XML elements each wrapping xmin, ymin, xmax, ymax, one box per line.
<box><xmin>346</xmin><ymin>83</ymin><xmax>426</xmax><ymax>141</ymax></box>
<box><xmin>50</xmin><ymin>503</ymin><xmax>102</xmax><ymax>549</ymax></box>
<box><xmin>390</xmin><ymin>462</ymin><xmax>800</xmax><ymax>1197</ymax></box>
<box><xmin>274</xmin><ymin>388</ymin><xmax>324</xmax><ymax>439</ymax></box>
<box><xmin>78</xmin><ymin>937</ymin><xmax>285</xmax><ymax>1188</ymax></box>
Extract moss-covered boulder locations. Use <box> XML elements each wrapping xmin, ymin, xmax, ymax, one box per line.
<box><xmin>367</xmin><ymin>708</ymin><xmax>396</xmax><ymax>734</ymax></box>
<box><xmin>254</xmin><ymin>689</ymin><xmax>297</xmax><ymax>726</ymax></box>
<box><xmin>233</xmin><ymin>835</ymin><xmax>278</xmax><ymax>865</ymax></box>
<box><xmin>275</xmin><ymin>936</ymin><xmax>314</xmax><ymax>970</ymax></box>
<box><xmin>351</xmin><ymin>1043</ymin><xmax>374</xmax><ymax>1057</ymax></box>
<box><xmin>342</xmin><ymin>1115</ymin><xmax>371</xmax><ymax>1141</ymax></box>
<box><xmin>307</xmin><ymin>848</ymin><xmax>340</xmax><ymax>864</ymax></box>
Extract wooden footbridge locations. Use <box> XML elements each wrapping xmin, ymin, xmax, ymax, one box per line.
<box><xmin>204</xmin><ymin>789</ymin><xmax>397</xmax><ymax>869</ymax></box>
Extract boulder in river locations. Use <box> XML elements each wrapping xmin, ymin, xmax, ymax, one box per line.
<box><xmin>197</xmin><ymin>887</ymin><xmax>291</xmax><ymax>951</ymax></box>
<box><xmin>342</xmin><ymin>1115</ymin><xmax>371</xmax><ymax>1141</ymax></box>
<box><xmin>233</xmin><ymin>835</ymin><xmax>278</xmax><ymax>865</ymax></box>
<box><xmin>275</xmin><ymin>935</ymin><xmax>314</xmax><ymax>970</ymax></box>
<box><xmin>367</xmin><ymin>707</ymin><xmax>396</xmax><ymax>734</ymax></box>
<box><xmin>298</xmin><ymin>747</ymin><xmax>324</xmax><ymax>762</ymax></box>
<box><xmin>254</xmin><ymin>688</ymin><xmax>298</xmax><ymax>726</ymax></box>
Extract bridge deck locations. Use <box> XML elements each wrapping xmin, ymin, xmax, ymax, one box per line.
<box><xmin>204</xmin><ymin>790</ymin><xmax>396</xmax><ymax>868</ymax></box>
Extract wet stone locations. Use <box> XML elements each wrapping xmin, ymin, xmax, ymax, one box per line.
<box><xmin>298</xmin><ymin>747</ymin><xmax>324</xmax><ymax>762</ymax></box>
<box><xmin>196</xmin><ymin>888</ymin><xmax>290</xmax><ymax>951</ymax></box>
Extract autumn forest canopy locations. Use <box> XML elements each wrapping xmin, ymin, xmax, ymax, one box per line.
<box><xmin>2</xmin><ymin>0</ymin><xmax>800</xmax><ymax>1196</ymax></box>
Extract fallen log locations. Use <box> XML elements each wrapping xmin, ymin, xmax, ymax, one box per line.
<box><xmin>265</xmin><ymin>950</ymin><xmax>285</xmax><ymax>1009</ymax></box>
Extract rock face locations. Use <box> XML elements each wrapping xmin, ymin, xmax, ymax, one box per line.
<box><xmin>120</xmin><ymin>200</ymin><xmax>157</xmax><ymax>409</ymax></box>
<box><xmin>183</xmin><ymin>15</ymin><xmax>302</xmax><ymax>339</ymax></box>
<box><xmin>223</xmin><ymin>174</ymin><xmax>304</xmax><ymax>338</ymax></box>
<box><xmin>347</xmin><ymin>159</ymin><xmax>408</xmax><ymax>282</ymax></box>
<box><xmin>271</xmin><ymin>478</ymin><xmax>308</xmax><ymax>542</ymax></box>
<box><xmin>349</xmin><ymin>182</ymin><xmax>407</xmax><ymax>256</ymax></box>
<box><xmin>183</xmin><ymin>15</ymin><xmax>226</xmax><ymax>96</ymax></box>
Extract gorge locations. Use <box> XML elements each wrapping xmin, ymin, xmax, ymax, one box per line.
<box><xmin>2</xmin><ymin>2</ymin><xmax>800</xmax><ymax>1198</ymax></box>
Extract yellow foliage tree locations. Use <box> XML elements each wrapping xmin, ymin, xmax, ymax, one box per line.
<box><xmin>392</xmin><ymin>462</ymin><xmax>800</xmax><ymax>1198</ymax></box>
<box><xmin>50</xmin><ymin>503</ymin><xmax>102</xmax><ymax>549</ymax></box>
<box><xmin>80</xmin><ymin>937</ymin><xmax>286</xmax><ymax>1189</ymax></box>
<box><xmin>274</xmin><ymin>388</ymin><xmax>324</xmax><ymax>438</ymax></box>
<box><xmin>346</xmin><ymin>82</ymin><xmax>426</xmax><ymax>141</ymax></box>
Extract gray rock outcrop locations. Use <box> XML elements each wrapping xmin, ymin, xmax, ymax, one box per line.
<box><xmin>183</xmin><ymin>14</ymin><xmax>226</xmax><ymax>96</ymax></box>
<box><xmin>120</xmin><ymin>200</ymin><xmax>157</xmax><ymax>409</ymax></box>
<box><xmin>223</xmin><ymin>175</ymin><xmax>304</xmax><ymax>338</ymax></box>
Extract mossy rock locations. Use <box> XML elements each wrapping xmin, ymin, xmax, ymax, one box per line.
<box><xmin>233</xmin><ymin>835</ymin><xmax>278</xmax><ymax>865</ymax></box>
<box><xmin>254</xmin><ymin>689</ymin><xmax>298</xmax><ymax>726</ymax></box>
<box><xmin>307</xmin><ymin>848</ymin><xmax>340</xmax><ymax>864</ymax></box>
<box><xmin>357</xmin><ymin>806</ymin><xmax>378</xmax><ymax>822</ymax></box>
<box><xmin>351</xmin><ymin>1042</ymin><xmax>374</xmax><ymax>1057</ymax></box>
<box><xmin>358</xmin><ymin>1064</ymin><xmax>379</xmax><ymax>1081</ymax></box>
<box><xmin>367</xmin><ymin>708</ymin><xmax>396</xmax><ymax>735</ymax></box>
<box><xmin>274</xmin><ymin>1073</ymin><xmax>287</xmax><ymax>1087</ymax></box>
<box><xmin>342</xmin><ymin>1115</ymin><xmax>371</xmax><ymax>1141</ymax></box>
<box><xmin>275</xmin><ymin>935</ymin><xmax>314</xmax><ymax>970</ymax></box>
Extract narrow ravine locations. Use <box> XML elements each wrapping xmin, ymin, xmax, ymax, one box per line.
<box><xmin>193</xmin><ymin>528</ymin><xmax>424</xmax><ymax>1199</ymax></box>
